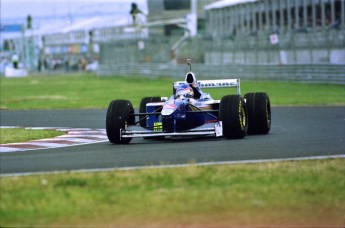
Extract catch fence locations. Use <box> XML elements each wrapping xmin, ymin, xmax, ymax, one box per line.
<box><xmin>97</xmin><ymin>63</ymin><xmax>345</xmax><ymax>84</ymax></box>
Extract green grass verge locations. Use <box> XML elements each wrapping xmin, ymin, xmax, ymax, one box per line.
<box><xmin>0</xmin><ymin>128</ymin><xmax>65</xmax><ymax>144</ymax></box>
<box><xmin>1</xmin><ymin>73</ymin><xmax>344</xmax><ymax>110</ymax></box>
<box><xmin>1</xmin><ymin>159</ymin><xmax>344</xmax><ymax>227</ymax></box>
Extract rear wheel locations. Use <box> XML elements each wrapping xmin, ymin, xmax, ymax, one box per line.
<box><xmin>139</xmin><ymin>97</ymin><xmax>161</xmax><ymax>127</ymax></box>
<box><xmin>219</xmin><ymin>95</ymin><xmax>248</xmax><ymax>139</ymax></box>
<box><xmin>106</xmin><ymin>100</ymin><xmax>135</xmax><ymax>144</ymax></box>
<box><xmin>244</xmin><ymin>92</ymin><xmax>271</xmax><ymax>134</ymax></box>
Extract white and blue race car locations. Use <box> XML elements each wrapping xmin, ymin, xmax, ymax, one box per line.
<box><xmin>106</xmin><ymin>60</ymin><xmax>271</xmax><ymax>144</ymax></box>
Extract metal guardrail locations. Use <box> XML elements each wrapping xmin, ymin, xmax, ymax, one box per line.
<box><xmin>97</xmin><ymin>63</ymin><xmax>345</xmax><ymax>84</ymax></box>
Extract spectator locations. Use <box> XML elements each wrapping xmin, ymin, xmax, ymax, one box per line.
<box><xmin>130</xmin><ymin>3</ymin><xmax>143</xmax><ymax>25</ymax></box>
<box><xmin>11</xmin><ymin>54</ymin><xmax>19</xmax><ymax>69</ymax></box>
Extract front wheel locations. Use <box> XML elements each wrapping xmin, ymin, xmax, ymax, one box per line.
<box><xmin>219</xmin><ymin>95</ymin><xmax>248</xmax><ymax>139</ymax></box>
<box><xmin>106</xmin><ymin>100</ymin><xmax>135</xmax><ymax>144</ymax></box>
<box><xmin>244</xmin><ymin>92</ymin><xmax>271</xmax><ymax>134</ymax></box>
<box><xmin>139</xmin><ymin>97</ymin><xmax>161</xmax><ymax>127</ymax></box>
<box><xmin>139</xmin><ymin>97</ymin><xmax>164</xmax><ymax>140</ymax></box>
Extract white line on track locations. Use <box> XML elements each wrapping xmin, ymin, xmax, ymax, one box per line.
<box><xmin>1</xmin><ymin>154</ymin><xmax>344</xmax><ymax>177</ymax></box>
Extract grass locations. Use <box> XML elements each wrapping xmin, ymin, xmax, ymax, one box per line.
<box><xmin>0</xmin><ymin>158</ymin><xmax>344</xmax><ymax>227</ymax></box>
<box><xmin>0</xmin><ymin>73</ymin><xmax>344</xmax><ymax>110</ymax></box>
<box><xmin>0</xmin><ymin>128</ymin><xmax>65</xmax><ymax>144</ymax></box>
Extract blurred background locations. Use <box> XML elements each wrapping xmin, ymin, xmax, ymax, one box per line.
<box><xmin>1</xmin><ymin>0</ymin><xmax>344</xmax><ymax>83</ymax></box>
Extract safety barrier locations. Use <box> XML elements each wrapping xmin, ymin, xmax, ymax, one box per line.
<box><xmin>97</xmin><ymin>63</ymin><xmax>345</xmax><ymax>84</ymax></box>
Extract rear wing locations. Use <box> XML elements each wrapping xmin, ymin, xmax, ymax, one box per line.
<box><xmin>173</xmin><ymin>79</ymin><xmax>241</xmax><ymax>95</ymax></box>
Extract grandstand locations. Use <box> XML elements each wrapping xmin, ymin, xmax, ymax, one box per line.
<box><xmin>202</xmin><ymin>0</ymin><xmax>345</xmax><ymax>64</ymax></box>
<box><xmin>205</xmin><ymin>0</ymin><xmax>344</xmax><ymax>37</ymax></box>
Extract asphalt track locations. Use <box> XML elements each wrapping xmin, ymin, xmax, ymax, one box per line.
<box><xmin>0</xmin><ymin>107</ymin><xmax>344</xmax><ymax>175</ymax></box>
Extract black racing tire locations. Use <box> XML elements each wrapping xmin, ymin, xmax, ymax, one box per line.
<box><xmin>106</xmin><ymin>100</ymin><xmax>135</xmax><ymax>144</ymax></box>
<box><xmin>244</xmin><ymin>92</ymin><xmax>271</xmax><ymax>135</ymax></box>
<box><xmin>219</xmin><ymin>95</ymin><xmax>248</xmax><ymax>139</ymax></box>
<box><xmin>139</xmin><ymin>97</ymin><xmax>161</xmax><ymax>128</ymax></box>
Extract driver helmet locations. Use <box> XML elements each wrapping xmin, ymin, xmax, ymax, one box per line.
<box><xmin>175</xmin><ymin>84</ymin><xmax>194</xmax><ymax>98</ymax></box>
<box><xmin>185</xmin><ymin>72</ymin><xmax>198</xmax><ymax>88</ymax></box>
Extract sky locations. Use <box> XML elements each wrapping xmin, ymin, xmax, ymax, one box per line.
<box><xmin>1</xmin><ymin>0</ymin><xmax>147</xmax><ymax>23</ymax></box>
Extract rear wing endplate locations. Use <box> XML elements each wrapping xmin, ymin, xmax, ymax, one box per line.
<box><xmin>174</xmin><ymin>79</ymin><xmax>241</xmax><ymax>95</ymax></box>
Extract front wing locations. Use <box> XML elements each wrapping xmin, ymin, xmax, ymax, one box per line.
<box><xmin>120</xmin><ymin>122</ymin><xmax>223</xmax><ymax>139</ymax></box>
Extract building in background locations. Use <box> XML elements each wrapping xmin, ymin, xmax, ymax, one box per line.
<box><xmin>147</xmin><ymin>0</ymin><xmax>217</xmax><ymax>36</ymax></box>
<box><xmin>0</xmin><ymin>0</ymin><xmax>148</xmax><ymax>74</ymax></box>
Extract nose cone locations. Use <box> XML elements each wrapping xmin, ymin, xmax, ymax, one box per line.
<box><xmin>161</xmin><ymin>103</ymin><xmax>177</xmax><ymax>116</ymax></box>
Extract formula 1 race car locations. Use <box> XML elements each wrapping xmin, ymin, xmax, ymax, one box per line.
<box><xmin>106</xmin><ymin>60</ymin><xmax>271</xmax><ymax>144</ymax></box>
